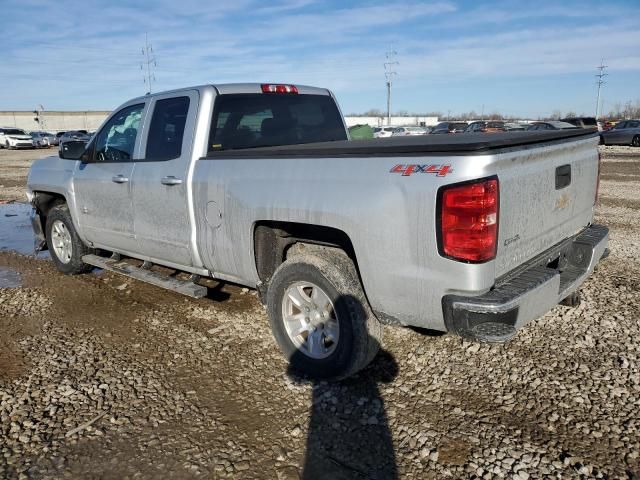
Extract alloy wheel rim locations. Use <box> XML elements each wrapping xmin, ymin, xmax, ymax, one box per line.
<box><xmin>281</xmin><ymin>281</ymin><xmax>340</xmax><ymax>359</ymax></box>
<box><xmin>51</xmin><ymin>220</ymin><xmax>73</xmax><ymax>264</ymax></box>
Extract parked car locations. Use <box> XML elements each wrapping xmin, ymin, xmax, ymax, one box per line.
<box><xmin>504</xmin><ymin>122</ymin><xmax>526</xmax><ymax>131</ymax></box>
<box><xmin>560</xmin><ymin>117</ymin><xmax>599</xmax><ymax>130</ymax></box>
<box><xmin>0</xmin><ymin>127</ymin><xmax>35</xmax><ymax>149</ymax></box>
<box><xmin>59</xmin><ymin>130</ymin><xmax>91</xmax><ymax>144</ymax></box>
<box><xmin>391</xmin><ymin>126</ymin><xmax>428</xmax><ymax>136</ymax></box>
<box><xmin>599</xmin><ymin>119</ymin><xmax>640</xmax><ymax>146</ymax></box>
<box><xmin>600</xmin><ymin>121</ymin><xmax>615</xmax><ymax>131</ymax></box>
<box><xmin>28</xmin><ymin>83</ymin><xmax>607</xmax><ymax>379</ymax></box>
<box><xmin>464</xmin><ymin>121</ymin><xmax>506</xmax><ymax>133</ymax></box>
<box><xmin>373</xmin><ymin>126</ymin><xmax>397</xmax><ymax>138</ymax></box>
<box><xmin>430</xmin><ymin>121</ymin><xmax>468</xmax><ymax>134</ymax></box>
<box><xmin>55</xmin><ymin>131</ymin><xmax>66</xmax><ymax>140</ymax></box>
<box><xmin>30</xmin><ymin>131</ymin><xmax>58</xmax><ymax>148</ymax></box>
<box><xmin>525</xmin><ymin>121</ymin><xmax>579</xmax><ymax>131</ymax></box>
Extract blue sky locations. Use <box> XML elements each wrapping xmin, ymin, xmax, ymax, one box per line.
<box><xmin>1</xmin><ymin>0</ymin><xmax>639</xmax><ymax>118</ymax></box>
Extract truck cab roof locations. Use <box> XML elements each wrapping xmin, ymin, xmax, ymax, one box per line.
<box><xmin>128</xmin><ymin>83</ymin><xmax>332</xmax><ymax>104</ymax></box>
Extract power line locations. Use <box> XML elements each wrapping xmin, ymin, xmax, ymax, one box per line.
<box><xmin>595</xmin><ymin>59</ymin><xmax>607</xmax><ymax>120</ymax></box>
<box><xmin>384</xmin><ymin>48</ymin><xmax>398</xmax><ymax>126</ymax></box>
<box><xmin>141</xmin><ymin>33</ymin><xmax>157</xmax><ymax>94</ymax></box>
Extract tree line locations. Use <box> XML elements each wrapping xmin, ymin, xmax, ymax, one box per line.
<box><xmin>350</xmin><ymin>100</ymin><xmax>640</xmax><ymax>121</ymax></box>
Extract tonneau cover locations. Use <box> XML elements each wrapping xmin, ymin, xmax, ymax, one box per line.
<box><xmin>204</xmin><ymin>128</ymin><xmax>598</xmax><ymax>158</ymax></box>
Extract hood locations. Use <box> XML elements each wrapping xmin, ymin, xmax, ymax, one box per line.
<box><xmin>9</xmin><ymin>135</ymin><xmax>33</xmax><ymax>140</ymax></box>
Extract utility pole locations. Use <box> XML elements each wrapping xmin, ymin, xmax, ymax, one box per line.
<box><xmin>595</xmin><ymin>59</ymin><xmax>607</xmax><ymax>120</ymax></box>
<box><xmin>384</xmin><ymin>49</ymin><xmax>398</xmax><ymax>126</ymax></box>
<box><xmin>141</xmin><ymin>33</ymin><xmax>157</xmax><ymax>94</ymax></box>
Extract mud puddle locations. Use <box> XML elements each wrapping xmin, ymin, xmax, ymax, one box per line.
<box><xmin>0</xmin><ymin>203</ymin><xmax>43</xmax><ymax>256</ymax></box>
<box><xmin>0</xmin><ymin>266</ymin><xmax>21</xmax><ymax>287</ymax></box>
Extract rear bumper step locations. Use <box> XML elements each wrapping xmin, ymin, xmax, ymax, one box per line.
<box><xmin>442</xmin><ymin>224</ymin><xmax>609</xmax><ymax>342</ymax></box>
<box><xmin>82</xmin><ymin>254</ymin><xmax>208</xmax><ymax>298</ymax></box>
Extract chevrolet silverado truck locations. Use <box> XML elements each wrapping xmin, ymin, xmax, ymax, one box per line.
<box><xmin>26</xmin><ymin>83</ymin><xmax>608</xmax><ymax>379</ymax></box>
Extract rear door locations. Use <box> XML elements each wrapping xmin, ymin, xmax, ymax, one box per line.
<box><xmin>73</xmin><ymin>103</ymin><xmax>146</xmax><ymax>252</ymax></box>
<box><xmin>130</xmin><ymin>91</ymin><xmax>198</xmax><ymax>267</ymax></box>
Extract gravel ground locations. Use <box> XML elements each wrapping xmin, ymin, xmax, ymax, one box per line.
<box><xmin>0</xmin><ymin>148</ymin><xmax>52</xmax><ymax>203</ymax></box>
<box><xmin>1</xmin><ymin>145</ymin><xmax>639</xmax><ymax>479</ymax></box>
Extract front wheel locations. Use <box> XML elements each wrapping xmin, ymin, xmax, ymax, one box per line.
<box><xmin>266</xmin><ymin>244</ymin><xmax>382</xmax><ymax>380</ymax></box>
<box><xmin>632</xmin><ymin>135</ymin><xmax>640</xmax><ymax>147</ymax></box>
<box><xmin>45</xmin><ymin>204</ymin><xmax>93</xmax><ymax>274</ymax></box>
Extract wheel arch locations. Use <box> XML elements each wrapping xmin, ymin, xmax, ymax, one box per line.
<box><xmin>253</xmin><ymin>220</ymin><xmax>360</xmax><ymax>286</ymax></box>
<box><xmin>31</xmin><ymin>191</ymin><xmax>69</xmax><ymax>246</ymax></box>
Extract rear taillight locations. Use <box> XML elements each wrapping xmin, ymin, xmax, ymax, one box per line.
<box><xmin>261</xmin><ymin>84</ymin><xmax>298</xmax><ymax>94</ymax></box>
<box><xmin>438</xmin><ymin>178</ymin><xmax>499</xmax><ymax>263</ymax></box>
<box><xmin>595</xmin><ymin>151</ymin><xmax>601</xmax><ymax>205</ymax></box>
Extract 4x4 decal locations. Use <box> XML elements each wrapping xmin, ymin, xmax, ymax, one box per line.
<box><xmin>390</xmin><ymin>164</ymin><xmax>453</xmax><ymax>177</ymax></box>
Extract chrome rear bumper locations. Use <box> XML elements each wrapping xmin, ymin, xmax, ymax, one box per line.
<box><xmin>442</xmin><ymin>224</ymin><xmax>609</xmax><ymax>342</ymax></box>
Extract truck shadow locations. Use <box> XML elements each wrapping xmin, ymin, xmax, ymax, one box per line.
<box><xmin>287</xmin><ymin>295</ymin><xmax>399</xmax><ymax>480</ymax></box>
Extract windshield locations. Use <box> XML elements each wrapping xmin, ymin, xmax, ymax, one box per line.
<box><xmin>4</xmin><ymin>129</ymin><xmax>26</xmax><ymax>135</ymax></box>
<box><xmin>208</xmin><ymin>93</ymin><xmax>347</xmax><ymax>152</ymax></box>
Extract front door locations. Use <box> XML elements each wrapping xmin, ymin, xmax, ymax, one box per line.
<box><xmin>130</xmin><ymin>91</ymin><xmax>198</xmax><ymax>267</ymax></box>
<box><xmin>73</xmin><ymin>103</ymin><xmax>146</xmax><ymax>252</ymax></box>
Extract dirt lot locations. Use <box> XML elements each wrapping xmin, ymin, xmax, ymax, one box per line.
<box><xmin>1</xmin><ymin>145</ymin><xmax>639</xmax><ymax>479</ymax></box>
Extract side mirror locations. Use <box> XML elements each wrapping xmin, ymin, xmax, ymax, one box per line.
<box><xmin>59</xmin><ymin>140</ymin><xmax>88</xmax><ymax>160</ymax></box>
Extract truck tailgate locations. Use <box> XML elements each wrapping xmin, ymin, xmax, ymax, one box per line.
<box><xmin>494</xmin><ymin>136</ymin><xmax>599</xmax><ymax>277</ymax></box>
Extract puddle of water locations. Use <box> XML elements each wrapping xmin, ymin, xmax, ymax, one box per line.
<box><xmin>0</xmin><ymin>266</ymin><xmax>22</xmax><ymax>288</ymax></box>
<box><xmin>0</xmin><ymin>203</ymin><xmax>46</xmax><ymax>256</ymax></box>
<box><xmin>0</xmin><ymin>203</ymin><xmax>105</xmax><ymax>276</ymax></box>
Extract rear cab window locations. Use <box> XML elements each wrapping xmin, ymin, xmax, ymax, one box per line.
<box><xmin>208</xmin><ymin>93</ymin><xmax>347</xmax><ymax>152</ymax></box>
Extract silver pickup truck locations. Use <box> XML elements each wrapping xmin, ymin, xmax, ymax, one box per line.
<box><xmin>27</xmin><ymin>83</ymin><xmax>608</xmax><ymax>379</ymax></box>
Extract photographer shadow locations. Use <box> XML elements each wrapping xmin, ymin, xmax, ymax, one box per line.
<box><xmin>286</xmin><ymin>295</ymin><xmax>399</xmax><ymax>480</ymax></box>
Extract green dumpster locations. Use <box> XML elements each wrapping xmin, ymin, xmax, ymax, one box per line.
<box><xmin>348</xmin><ymin>124</ymin><xmax>374</xmax><ymax>140</ymax></box>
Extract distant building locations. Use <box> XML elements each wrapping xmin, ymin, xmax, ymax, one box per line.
<box><xmin>344</xmin><ymin>116</ymin><xmax>439</xmax><ymax>128</ymax></box>
<box><xmin>1</xmin><ymin>110</ymin><xmax>441</xmax><ymax>133</ymax></box>
<box><xmin>0</xmin><ymin>111</ymin><xmax>110</xmax><ymax>132</ymax></box>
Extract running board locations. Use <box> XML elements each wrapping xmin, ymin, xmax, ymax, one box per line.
<box><xmin>82</xmin><ymin>254</ymin><xmax>208</xmax><ymax>298</ymax></box>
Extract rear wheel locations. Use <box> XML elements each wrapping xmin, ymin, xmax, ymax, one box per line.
<box><xmin>45</xmin><ymin>204</ymin><xmax>93</xmax><ymax>274</ymax></box>
<box><xmin>266</xmin><ymin>244</ymin><xmax>382</xmax><ymax>380</ymax></box>
<box><xmin>632</xmin><ymin>135</ymin><xmax>640</xmax><ymax>147</ymax></box>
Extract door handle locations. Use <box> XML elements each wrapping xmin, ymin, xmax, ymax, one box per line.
<box><xmin>161</xmin><ymin>176</ymin><xmax>183</xmax><ymax>186</ymax></box>
<box><xmin>111</xmin><ymin>175</ymin><xmax>129</xmax><ymax>184</ymax></box>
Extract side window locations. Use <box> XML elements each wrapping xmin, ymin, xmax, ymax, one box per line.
<box><xmin>146</xmin><ymin>96</ymin><xmax>190</xmax><ymax>161</ymax></box>
<box><xmin>95</xmin><ymin>104</ymin><xmax>144</xmax><ymax>162</ymax></box>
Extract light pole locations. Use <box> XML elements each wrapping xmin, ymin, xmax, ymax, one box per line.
<box><xmin>595</xmin><ymin>59</ymin><xmax>607</xmax><ymax>120</ymax></box>
<box><xmin>384</xmin><ymin>49</ymin><xmax>398</xmax><ymax>126</ymax></box>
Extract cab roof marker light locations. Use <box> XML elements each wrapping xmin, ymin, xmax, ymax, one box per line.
<box><xmin>261</xmin><ymin>84</ymin><xmax>298</xmax><ymax>94</ymax></box>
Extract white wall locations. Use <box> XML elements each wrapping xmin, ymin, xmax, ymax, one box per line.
<box><xmin>1</xmin><ymin>110</ymin><xmax>442</xmax><ymax>132</ymax></box>
<box><xmin>0</xmin><ymin>111</ymin><xmax>111</xmax><ymax>133</ymax></box>
<box><xmin>345</xmin><ymin>116</ymin><xmax>439</xmax><ymax>128</ymax></box>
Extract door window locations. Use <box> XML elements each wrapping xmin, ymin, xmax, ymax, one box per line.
<box><xmin>146</xmin><ymin>96</ymin><xmax>190</xmax><ymax>161</ymax></box>
<box><xmin>94</xmin><ymin>104</ymin><xmax>144</xmax><ymax>162</ymax></box>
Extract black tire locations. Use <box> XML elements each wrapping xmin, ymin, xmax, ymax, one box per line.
<box><xmin>266</xmin><ymin>244</ymin><xmax>382</xmax><ymax>380</ymax></box>
<box><xmin>45</xmin><ymin>204</ymin><xmax>93</xmax><ymax>274</ymax></box>
<box><xmin>632</xmin><ymin>135</ymin><xmax>640</xmax><ymax>148</ymax></box>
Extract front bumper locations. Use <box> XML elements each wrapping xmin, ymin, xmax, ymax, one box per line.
<box><xmin>442</xmin><ymin>224</ymin><xmax>609</xmax><ymax>342</ymax></box>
